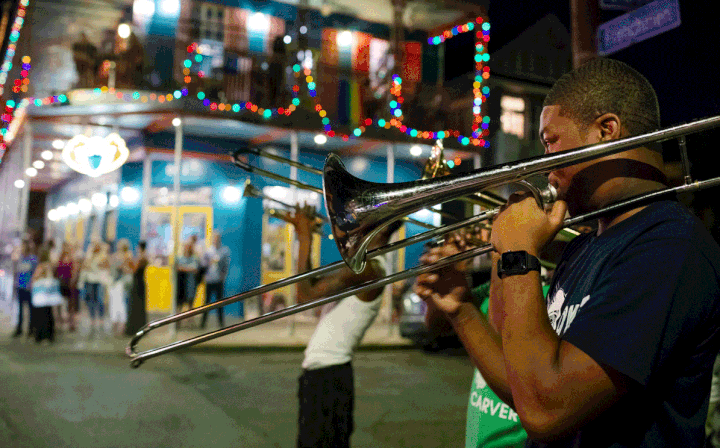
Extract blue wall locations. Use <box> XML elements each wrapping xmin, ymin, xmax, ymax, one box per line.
<box><xmin>48</xmin><ymin>138</ymin><xmax>429</xmax><ymax>317</ymax></box>
<box><xmin>117</xmin><ymin>162</ymin><xmax>144</xmax><ymax>246</ymax></box>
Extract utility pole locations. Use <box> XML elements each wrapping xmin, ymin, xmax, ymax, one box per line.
<box><xmin>571</xmin><ymin>0</ymin><xmax>599</xmax><ymax>68</ymax></box>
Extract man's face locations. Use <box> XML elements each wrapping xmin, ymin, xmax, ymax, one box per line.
<box><xmin>540</xmin><ymin>105</ymin><xmax>603</xmax><ymax>215</ymax></box>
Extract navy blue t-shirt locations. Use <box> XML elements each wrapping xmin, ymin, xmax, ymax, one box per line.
<box><xmin>527</xmin><ymin>200</ymin><xmax>720</xmax><ymax>447</ymax></box>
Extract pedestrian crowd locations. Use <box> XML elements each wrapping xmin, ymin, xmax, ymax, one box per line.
<box><xmin>7</xmin><ymin>231</ymin><xmax>232</xmax><ymax>342</ymax></box>
<box><xmin>9</xmin><ymin>235</ymin><xmax>149</xmax><ymax>342</ymax></box>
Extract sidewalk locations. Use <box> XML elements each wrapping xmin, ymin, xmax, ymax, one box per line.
<box><xmin>0</xmin><ymin>307</ymin><xmax>414</xmax><ymax>356</ymax></box>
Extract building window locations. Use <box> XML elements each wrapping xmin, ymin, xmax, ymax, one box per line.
<box><xmin>192</xmin><ymin>3</ymin><xmax>224</xmax><ymax>42</ymax></box>
<box><xmin>500</xmin><ymin>95</ymin><xmax>526</xmax><ymax>139</ymax></box>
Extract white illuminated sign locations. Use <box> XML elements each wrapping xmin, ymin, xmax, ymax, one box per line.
<box><xmin>62</xmin><ymin>133</ymin><xmax>129</xmax><ymax>178</ymax></box>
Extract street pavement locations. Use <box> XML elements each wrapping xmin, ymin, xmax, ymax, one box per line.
<box><xmin>1</xmin><ymin>306</ymin><xmax>414</xmax><ymax>360</ymax></box>
<box><xmin>0</xmin><ymin>309</ymin><xmax>473</xmax><ymax>448</ymax></box>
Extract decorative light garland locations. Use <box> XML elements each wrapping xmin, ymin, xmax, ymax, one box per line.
<box><xmin>21</xmin><ymin>19</ymin><xmax>491</xmax><ymax>151</ymax></box>
<box><xmin>0</xmin><ymin>0</ymin><xmax>31</xmax><ymax>163</ymax></box>
<box><xmin>0</xmin><ymin>0</ymin><xmax>29</xmax><ymax>96</ymax></box>
<box><xmin>0</xmin><ymin>56</ymin><xmax>31</xmax><ymax>161</ymax></box>
<box><xmin>299</xmin><ymin>17</ymin><xmax>491</xmax><ymax>147</ymax></box>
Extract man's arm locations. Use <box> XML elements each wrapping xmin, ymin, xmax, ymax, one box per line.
<box><xmin>415</xmin><ymin>235</ymin><xmax>514</xmax><ymax>406</ymax></box>
<box><xmin>489</xmin><ymin>195</ymin><xmax>629</xmax><ymax>441</ymax></box>
<box><xmin>290</xmin><ymin>204</ymin><xmax>385</xmax><ymax>305</ymax></box>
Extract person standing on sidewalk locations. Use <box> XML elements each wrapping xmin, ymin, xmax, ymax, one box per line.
<box><xmin>12</xmin><ymin>238</ymin><xmax>37</xmax><ymax>338</ymax></box>
<box><xmin>125</xmin><ymin>241</ymin><xmax>148</xmax><ymax>336</ymax></box>
<box><xmin>175</xmin><ymin>239</ymin><xmax>200</xmax><ymax>328</ymax></box>
<box><xmin>56</xmin><ymin>242</ymin><xmax>78</xmax><ymax>333</ymax></box>
<box><xmin>286</xmin><ymin>204</ymin><xmax>402</xmax><ymax>448</ymax></box>
<box><xmin>81</xmin><ymin>241</ymin><xmax>110</xmax><ymax>337</ymax></box>
<box><xmin>200</xmin><ymin>233</ymin><xmax>230</xmax><ymax>329</ymax></box>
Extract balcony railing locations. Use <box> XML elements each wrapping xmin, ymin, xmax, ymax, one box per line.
<box><xmin>68</xmin><ymin>17</ymin><xmax>479</xmax><ymax>138</ymax></box>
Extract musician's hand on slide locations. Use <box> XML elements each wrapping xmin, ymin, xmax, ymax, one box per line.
<box><xmin>415</xmin><ymin>231</ymin><xmax>474</xmax><ymax>318</ymax></box>
<box><xmin>490</xmin><ymin>191</ymin><xmax>567</xmax><ymax>256</ymax></box>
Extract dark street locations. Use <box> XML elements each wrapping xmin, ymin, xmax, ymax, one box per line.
<box><xmin>0</xmin><ymin>341</ymin><xmax>472</xmax><ymax>448</ymax></box>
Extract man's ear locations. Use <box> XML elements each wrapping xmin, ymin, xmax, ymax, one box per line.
<box><xmin>595</xmin><ymin>113</ymin><xmax>622</xmax><ymax>141</ymax></box>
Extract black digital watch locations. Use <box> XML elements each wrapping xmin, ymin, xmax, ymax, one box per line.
<box><xmin>497</xmin><ymin>251</ymin><xmax>541</xmax><ymax>278</ymax></box>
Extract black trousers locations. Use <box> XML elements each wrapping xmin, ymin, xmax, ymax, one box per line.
<box><xmin>33</xmin><ymin>306</ymin><xmax>54</xmax><ymax>342</ymax></box>
<box><xmin>15</xmin><ymin>289</ymin><xmax>34</xmax><ymax>334</ymax></box>
<box><xmin>200</xmin><ymin>282</ymin><xmax>224</xmax><ymax>328</ymax></box>
<box><xmin>297</xmin><ymin>362</ymin><xmax>354</xmax><ymax>448</ymax></box>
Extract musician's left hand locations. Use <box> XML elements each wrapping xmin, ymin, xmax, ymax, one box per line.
<box><xmin>415</xmin><ymin>230</ymin><xmax>476</xmax><ymax>318</ymax></box>
<box><xmin>490</xmin><ymin>192</ymin><xmax>567</xmax><ymax>256</ymax></box>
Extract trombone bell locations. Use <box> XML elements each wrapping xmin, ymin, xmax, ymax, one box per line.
<box><xmin>323</xmin><ymin>115</ymin><xmax>720</xmax><ymax>273</ymax></box>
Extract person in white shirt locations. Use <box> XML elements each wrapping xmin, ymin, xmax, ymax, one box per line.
<box><xmin>286</xmin><ymin>204</ymin><xmax>402</xmax><ymax>448</ymax></box>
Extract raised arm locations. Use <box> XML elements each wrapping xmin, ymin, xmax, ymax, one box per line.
<box><xmin>287</xmin><ymin>204</ymin><xmax>386</xmax><ymax>305</ymax></box>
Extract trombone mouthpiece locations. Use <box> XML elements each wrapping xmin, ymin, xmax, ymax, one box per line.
<box><xmin>542</xmin><ymin>184</ymin><xmax>558</xmax><ymax>204</ymax></box>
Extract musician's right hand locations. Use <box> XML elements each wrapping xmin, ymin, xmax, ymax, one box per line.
<box><xmin>414</xmin><ymin>231</ymin><xmax>474</xmax><ymax>318</ymax></box>
<box><xmin>287</xmin><ymin>203</ymin><xmax>322</xmax><ymax>241</ymax></box>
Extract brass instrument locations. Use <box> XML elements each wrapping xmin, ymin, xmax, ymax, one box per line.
<box><xmin>233</xmin><ymin>150</ymin><xmax>439</xmax><ymax>230</ymax></box>
<box><xmin>324</xmin><ymin>116</ymin><xmax>720</xmax><ymax>273</ymax></box>
<box><xmin>126</xmin><ymin>115</ymin><xmax>720</xmax><ymax>367</ymax></box>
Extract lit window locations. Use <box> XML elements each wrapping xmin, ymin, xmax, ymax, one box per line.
<box><xmin>197</xmin><ymin>4</ymin><xmax>224</xmax><ymax>43</ymax></box>
<box><xmin>500</xmin><ymin>96</ymin><xmax>525</xmax><ymax>139</ymax></box>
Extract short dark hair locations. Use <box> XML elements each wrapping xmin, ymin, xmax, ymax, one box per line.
<box><xmin>544</xmin><ymin>58</ymin><xmax>661</xmax><ymax>142</ymax></box>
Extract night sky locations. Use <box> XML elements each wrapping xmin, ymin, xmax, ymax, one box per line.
<box><xmin>448</xmin><ymin>0</ymin><xmax>719</xmax><ymax>171</ymax></box>
<box><xmin>449</xmin><ymin>0</ymin><xmax>718</xmax><ymax>126</ymax></box>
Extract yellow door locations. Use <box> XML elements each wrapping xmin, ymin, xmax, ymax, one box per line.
<box><xmin>145</xmin><ymin>206</ymin><xmax>213</xmax><ymax>313</ymax></box>
<box><xmin>261</xmin><ymin>213</ymin><xmax>294</xmax><ymax>310</ymax></box>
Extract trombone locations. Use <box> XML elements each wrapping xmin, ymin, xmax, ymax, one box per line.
<box><xmin>127</xmin><ymin>114</ymin><xmax>720</xmax><ymax>368</ymax></box>
<box><xmin>233</xmin><ymin>150</ymin><xmax>441</xmax><ymax>230</ymax></box>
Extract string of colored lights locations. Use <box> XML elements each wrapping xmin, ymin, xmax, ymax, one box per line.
<box><xmin>300</xmin><ymin>16</ymin><xmax>491</xmax><ymax>147</ymax></box>
<box><xmin>0</xmin><ymin>56</ymin><xmax>31</xmax><ymax>159</ymax></box>
<box><xmin>0</xmin><ymin>0</ymin><xmax>31</xmax><ymax>163</ymax></box>
<box><xmin>0</xmin><ymin>0</ymin><xmax>29</xmax><ymax>97</ymax></box>
<box><xmin>17</xmin><ymin>17</ymin><xmax>491</xmax><ymax>151</ymax></box>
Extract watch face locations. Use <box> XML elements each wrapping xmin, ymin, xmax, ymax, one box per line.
<box><xmin>503</xmin><ymin>251</ymin><xmax>528</xmax><ymax>271</ymax></box>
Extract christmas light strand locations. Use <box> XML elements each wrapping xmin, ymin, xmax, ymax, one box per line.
<box><xmin>20</xmin><ymin>19</ymin><xmax>491</xmax><ymax>151</ymax></box>
<box><xmin>0</xmin><ymin>0</ymin><xmax>29</xmax><ymax>96</ymax></box>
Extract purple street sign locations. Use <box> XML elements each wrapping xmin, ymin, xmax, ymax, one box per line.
<box><xmin>597</xmin><ymin>0</ymin><xmax>681</xmax><ymax>55</ymax></box>
<box><xmin>600</xmin><ymin>0</ymin><xmax>654</xmax><ymax>11</ymax></box>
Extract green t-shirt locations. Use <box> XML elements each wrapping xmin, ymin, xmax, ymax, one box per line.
<box><xmin>464</xmin><ymin>282</ymin><xmax>549</xmax><ymax>448</ymax></box>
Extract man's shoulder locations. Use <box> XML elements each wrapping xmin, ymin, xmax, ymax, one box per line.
<box><xmin>557</xmin><ymin>201</ymin><xmax>719</xmax><ymax>275</ymax></box>
<box><xmin>637</xmin><ymin>201</ymin><xmax>720</xmax><ymax>255</ymax></box>
<box><xmin>601</xmin><ymin>200</ymin><xmax>703</xmax><ymax>245</ymax></box>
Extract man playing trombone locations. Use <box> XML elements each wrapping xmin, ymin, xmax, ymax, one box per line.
<box><xmin>416</xmin><ymin>58</ymin><xmax>720</xmax><ymax>446</ymax></box>
<box><xmin>284</xmin><ymin>203</ymin><xmax>402</xmax><ymax>448</ymax></box>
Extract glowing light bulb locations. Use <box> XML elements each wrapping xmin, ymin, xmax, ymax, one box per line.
<box><xmin>78</xmin><ymin>198</ymin><xmax>92</xmax><ymax>213</ymax></box>
<box><xmin>118</xmin><ymin>23</ymin><xmax>131</xmax><ymax>39</ymax></box>
<box><xmin>92</xmin><ymin>193</ymin><xmax>108</xmax><ymax>208</ymax></box>
<box><xmin>337</xmin><ymin>31</ymin><xmax>353</xmax><ymax>48</ymax></box>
